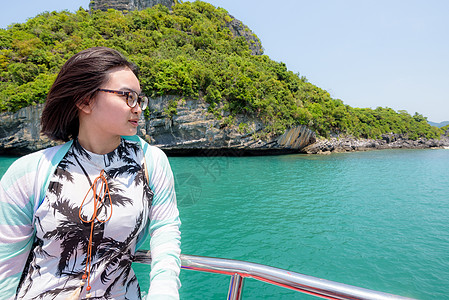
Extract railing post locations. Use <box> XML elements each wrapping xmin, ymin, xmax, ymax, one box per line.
<box><xmin>227</xmin><ymin>273</ymin><xmax>244</xmax><ymax>300</ymax></box>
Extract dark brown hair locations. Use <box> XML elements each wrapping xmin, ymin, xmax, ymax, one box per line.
<box><xmin>41</xmin><ymin>47</ymin><xmax>139</xmax><ymax>142</ymax></box>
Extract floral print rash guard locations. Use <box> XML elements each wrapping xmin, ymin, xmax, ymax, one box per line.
<box><xmin>16</xmin><ymin>138</ymin><xmax>153</xmax><ymax>299</ymax></box>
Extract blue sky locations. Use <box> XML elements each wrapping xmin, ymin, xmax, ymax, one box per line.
<box><xmin>1</xmin><ymin>0</ymin><xmax>448</xmax><ymax>122</ymax></box>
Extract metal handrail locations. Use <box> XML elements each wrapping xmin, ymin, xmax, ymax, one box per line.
<box><xmin>134</xmin><ymin>250</ymin><xmax>416</xmax><ymax>300</ymax></box>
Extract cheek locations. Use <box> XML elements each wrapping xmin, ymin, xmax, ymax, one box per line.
<box><xmin>94</xmin><ymin>98</ymin><xmax>129</xmax><ymax>117</ymax></box>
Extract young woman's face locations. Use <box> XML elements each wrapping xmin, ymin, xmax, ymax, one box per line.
<box><xmin>88</xmin><ymin>67</ymin><xmax>142</xmax><ymax>139</ymax></box>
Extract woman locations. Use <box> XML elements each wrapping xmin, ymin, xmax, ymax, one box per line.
<box><xmin>0</xmin><ymin>47</ymin><xmax>181</xmax><ymax>299</ymax></box>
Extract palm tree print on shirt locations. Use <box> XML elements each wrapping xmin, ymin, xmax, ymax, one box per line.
<box><xmin>16</xmin><ymin>139</ymin><xmax>153</xmax><ymax>299</ymax></box>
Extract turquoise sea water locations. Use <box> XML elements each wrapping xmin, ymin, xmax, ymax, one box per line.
<box><xmin>1</xmin><ymin>149</ymin><xmax>448</xmax><ymax>299</ymax></box>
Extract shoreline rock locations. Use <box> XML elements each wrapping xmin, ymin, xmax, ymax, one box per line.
<box><xmin>302</xmin><ymin>134</ymin><xmax>449</xmax><ymax>155</ymax></box>
<box><xmin>0</xmin><ymin>99</ymin><xmax>316</xmax><ymax>156</ymax></box>
<box><xmin>0</xmin><ymin>104</ymin><xmax>58</xmax><ymax>156</ymax></box>
<box><xmin>141</xmin><ymin>96</ymin><xmax>316</xmax><ymax>156</ymax></box>
<box><xmin>1</xmin><ymin>101</ymin><xmax>447</xmax><ymax>157</ymax></box>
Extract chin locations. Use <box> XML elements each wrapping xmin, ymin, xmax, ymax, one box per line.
<box><xmin>126</xmin><ymin>129</ymin><xmax>138</xmax><ymax>136</ymax></box>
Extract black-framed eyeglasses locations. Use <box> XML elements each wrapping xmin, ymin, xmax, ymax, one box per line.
<box><xmin>97</xmin><ymin>88</ymin><xmax>148</xmax><ymax>110</ymax></box>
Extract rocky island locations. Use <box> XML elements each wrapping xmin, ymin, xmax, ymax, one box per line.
<box><xmin>1</xmin><ymin>97</ymin><xmax>448</xmax><ymax>156</ymax></box>
<box><xmin>1</xmin><ymin>0</ymin><xmax>448</xmax><ymax>156</ymax></box>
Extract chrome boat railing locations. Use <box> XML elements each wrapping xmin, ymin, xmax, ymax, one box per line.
<box><xmin>135</xmin><ymin>250</ymin><xmax>416</xmax><ymax>300</ymax></box>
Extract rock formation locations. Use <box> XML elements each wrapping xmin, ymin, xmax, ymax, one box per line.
<box><xmin>302</xmin><ymin>134</ymin><xmax>449</xmax><ymax>154</ymax></box>
<box><xmin>89</xmin><ymin>0</ymin><xmax>176</xmax><ymax>11</ymax></box>
<box><xmin>139</xmin><ymin>96</ymin><xmax>315</xmax><ymax>155</ymax></box>
<box><xmin>0</xmin><ymin>104</ymin><xmax>57</xmax><ymax>155</ymax></box>
<box><xmin>2</xmin><ymin>100</ymin><xmax>448</xmax><ymax>156</ymax></box>
<box><xmin>0</xmin><ymin>98</ymin><xmax>316</xmax><ymax>156</ymax></box>
<box><xmin>225</xmin><ymin>16</ymin><xmax>263</xmax><ymax>56</ymax></box>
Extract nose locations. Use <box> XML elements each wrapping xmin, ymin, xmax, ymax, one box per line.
<box><xmin>131</xmin><ymin>104</ymin><xmax>142</xmax><ymax>115</ymax></box>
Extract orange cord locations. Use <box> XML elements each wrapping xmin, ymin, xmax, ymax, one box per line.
<box><xmin>78</xmin><ymin>169</ymin><xmax>113</xmax><ymax>295</ymax></box>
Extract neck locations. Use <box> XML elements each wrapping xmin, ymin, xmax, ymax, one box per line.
<box><xmin>77</xmin><ymin>134</ymin><xmax>121</xmax><ymax>155</ymax></box>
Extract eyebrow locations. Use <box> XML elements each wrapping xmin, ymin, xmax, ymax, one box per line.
<box><xmin>120</xmin><ymin>87</ymin><xmax>142</xmax><ymax>94</ymax></box>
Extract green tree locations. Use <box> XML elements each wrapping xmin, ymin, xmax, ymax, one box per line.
<box><xmin>0</xmin><ymin>2</ymin><xmax>442</xmax><ymax>140</ymax></box>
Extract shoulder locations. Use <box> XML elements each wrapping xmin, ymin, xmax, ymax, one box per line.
<box><xmin>1</xmin><ymin>143</ymin><xmax>71</xmax><ymax>189</ymax></box>
<box><xmin>1</xmin><ymin>150</ymin><xmax>46</xmax><ymax>186</ymax></box>
<box><xmin>122</xmin><ymin>135</ymin><xmax>169</xmax><ymax>163</ymax></box>
<box><xmin>121</xmin><ymin>136</ymin><xmax>173</xmax><ymax>187</ymax></box>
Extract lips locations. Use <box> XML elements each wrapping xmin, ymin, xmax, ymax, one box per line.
<box><xmin>129</xmin><ymin>120</ymin><xmax>139</xmax><ymax>127</ymax></box>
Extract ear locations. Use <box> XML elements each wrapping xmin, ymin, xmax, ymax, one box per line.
<box><xmin>76</xmin><ymin>98</ymin><xmax>93</xmax><ymax>114</ymax></box>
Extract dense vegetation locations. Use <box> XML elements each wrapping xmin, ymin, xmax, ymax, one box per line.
<box><xmin>0</xmin><ymin>1</ymin><xmax>442</xmax><ymax>139</ymax></box>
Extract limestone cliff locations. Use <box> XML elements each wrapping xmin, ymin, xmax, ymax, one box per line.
<box><xmin>0</xmin><ymin>98</ymin><xmax>316</xmax><ymax>156</ymax></box>
<box><xmin>225</xmin><ymin>15</ymin><xmax>263</xmax><ymax>56</ymax></box>
<box><xmin>142</xmin><ymin>96</ymin><xmax>315</xmax><ymax>155</ymax></box>
<box><xmin>89</xmin><ymin>0</ymin><xmax>176</xmax><ymax>11</ymax></box>
<box><xmin>0</xmin><ymin>104</ymin><xmax>57</xmax><ymax>155</ymax></box>
<box><xmin>2</xmin><ymin>100</ymin><xmax>448</xmax><ymax>156</ymax></box>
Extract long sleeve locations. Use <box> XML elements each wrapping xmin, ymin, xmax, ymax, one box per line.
<box><xmin>0</xmin><ymin>154</ymin><xmax>39</xmax><ymax>300</ymax></box>
<box><xmin>146</xmin><ymin>146</ymin><xmax>181</xmax><ymax>300</ymax></box>
<box><xmin>0</xmin><ymin>143</ymin><xmax>71</xmax><ymax>300</ymax></box>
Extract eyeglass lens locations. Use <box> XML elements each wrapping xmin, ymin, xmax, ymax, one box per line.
<box><xmin>126</xmin><ymin>91</ymin><xmax>148</xmax><ymax>110</ymax></box>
